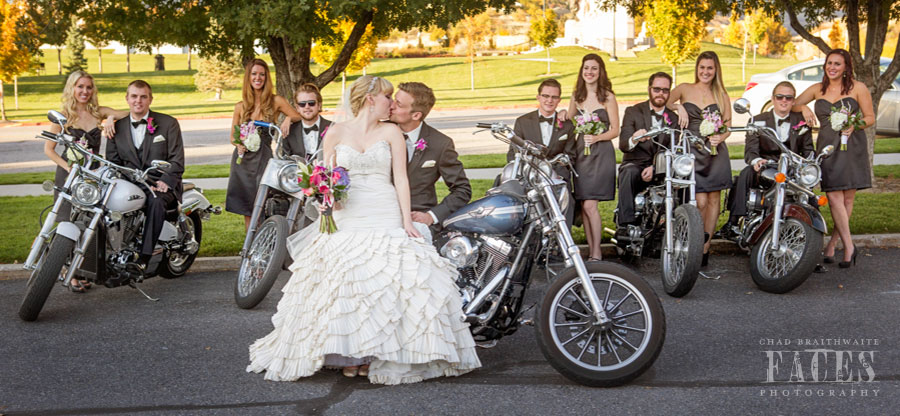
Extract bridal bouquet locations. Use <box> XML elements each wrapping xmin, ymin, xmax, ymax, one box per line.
<box><xmin>232</xmin><ymin>122</ymin><xmax>262</xmax><ymax>164</ymax></box>
<box><xmin>829</xmin><ymin>104</ymin><xmax>865</xmax><ymax>151</ymax></box>
<box><xmin>298</xmin><ymin>161</ymin><xmax>350</xmax><ymax>234</ymax></box>
<box><xmin>699</xmin><ymin>108</ymin><xmax>728</xmax><ymax>156</ymax></box>
<box><xmin>573</xmin><ymin>111</ymin><xmax>607</xmax><ymax>155</ymax></box>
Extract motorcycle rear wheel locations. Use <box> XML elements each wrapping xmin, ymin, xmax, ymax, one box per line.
<box><xmin>661</xmin><ymin>204</ymin><xmax>704</xmax><ymax>297</ymax></box>
<box><xmin>234</xmin><ymin>215</ymin><xmax>289</xmax><ymax>309</ymax></box>
<box><xmin>536</xmin><ymin>261</ymin><xmax>666</xmax><ymax>387</ymax></box>
<box><xmin>750</xmin><ymin>218</ymin><xmax>822</xmax><ymax>294</ymax></box>
<box><xmin>19</xmin><ymin>234</ymin><xmax>75</xmax><ymax>322</ymax></box>
<box><xmin>160</xmin><ymin>212</ymin><xmax>203</xmax><ymax>278</ymax></box>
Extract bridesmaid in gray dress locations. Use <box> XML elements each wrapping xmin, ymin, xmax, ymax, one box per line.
<box><xmin>563</xmin><ymin>53</ymin><xmax>620</xmax><ymax>262</ymax></box>
<box><xmin>226</xmin><ymin>58</ymin><xmax>303</xmax><ymax>230</ymax></box>
<box><xmin>667</xmin><ymin>51</ymin><xmax>733</xmax><ymax>266</ymax></box>
<box><xmin>793</xmin><ymin>49</ymin><xmax>875</xmax><ymax>268</ymax></box>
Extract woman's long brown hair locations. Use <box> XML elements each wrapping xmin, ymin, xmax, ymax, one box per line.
<box><xmin>572</xmin><ymin>53</ymin><xmax>613</xmax><ymax>105</ymax></box>
<box><xmin>240</xmin><ymin>58</ymin><xmax>276</xmax><ymax>123</ymax></box>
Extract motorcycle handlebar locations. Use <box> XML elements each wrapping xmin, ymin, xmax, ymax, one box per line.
<box><xmin>253</xmin><ymin>120</ymin><xmax>274</xmax><ymax>129</ymax></box>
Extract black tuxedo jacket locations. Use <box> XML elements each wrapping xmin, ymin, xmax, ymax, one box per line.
<box><xmin>508</xmin><ymin>110</ymin><xmax>576</xmax><ymax>162</ymax></box>
<box><xmin>283</xmin><ymin>117</ymin><xmax>332</xmax><ymax>159</ymax></box>
<box><xmin>744</xmin><ymin>110</ymin><xmax>814</xmax><ymax>165</ymax></box>
<box><xmin>106</xmin><ymin>110</ymin><xmax>185</xmax><ymax>200</ymax></box>
<box><xmin>407</xmin><ymin>122</ymin><xmax>471</xmax><ymax>223</ymax></box>
<box><xmin>619</xmin><ymin>101</ymin><xmax>680</xmax><ymax>169</ymax></box>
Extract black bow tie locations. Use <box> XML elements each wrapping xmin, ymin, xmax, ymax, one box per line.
<box><xmin>303</xmin><ymin>124</ymin><xmax>319</xmax><ymax>135</ymax></box>
<box><xmin>777</xmin><ymin>117</ymin><xmax>790</xmax><ymax>126</ymax></box>
<box><xmin>403</xmin><ymin>133</ymin><xmax>409</xmax><ymax>141</ymax></box>
<box><xmin>538</xmin><ymin>115</ymin><xmax>554</xmax><ymax>124</ymax></box>
<box><xmin>131</xmin><ymin>119</ymin><xmax>147</xmax><ymax>128</ymax></box>
<box><xmin>652</xmin><ymin>112</ymin><xmax>664</xmax><ymax>122</ymax></box>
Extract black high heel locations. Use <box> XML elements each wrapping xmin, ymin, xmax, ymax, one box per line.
<box><xmin>839</xmin><ymin>245</ymin><xmax>858</xmax><ymax>269</ymax></box>
<box><xmin>823</xmin><ymin>255</ymin><xmax>835</xmax><ymax>264</ymax></box>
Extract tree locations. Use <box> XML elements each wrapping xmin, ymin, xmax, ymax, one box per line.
<box><xmin>82</xmin><ymin>9</ymin><xmax>116</xmax><ymax>73</ymax></box>
<box><xmin>600</xmin><ymin>0</ymin><xmax>900</xmax><ymax>186</ymax></box>
<box><xmin>451</xmin><ymin>12</ymin><xmax>494</xmax><ymax>90</ymax></box>
<box><xmin>828</xmin><ymin>21</ymin><xmax>846</xmax><ymax>49</ymax></box>
<box><xmin>721</xmin><ymin>12</ymin><xmax>745</xmax><ymax>49</ymax></box>
<box><xmin>63</xmin><ymin>16</ymin><xmax>87</xmax><ymax>74</ymax></box>
<box><xmin>311</xmin><ymin>19</ymin><xmax>379</xmax><ymax>95</ymax></box>
<box><xmin>24</xmin><ymin>0</ymin><xmax>71</xmax><ymax>75</ymax></box>
<box><xmin>194</xmin><ymin>52</ymin><xmax>243</xmax><ymax>100</ymax></box>
<box><xmin>746</xmin><ymin>9</ymin><xmax>769</xmax><ymax>64</ymax></box>
<box><xmin>529</xmin><ymin>9</ymin><xmax>559</xmax><ymax>75</ymax></box>
<box><xmin>758</xmin><ymin>19</ymin><xmax>792</xmax><ymax>57</ymax></box>
<box><xmin>641</xmin><ymin>0</ymin><xmax>709</xmax><ymax>84</ymax></box>
<box><xmin>0</xmin><ymin>0</ymin><xmax>38</xmax><ymax>121</ymax></box>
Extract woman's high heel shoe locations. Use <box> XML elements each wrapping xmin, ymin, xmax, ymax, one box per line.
<box><xmin>839</xmin><ymin>246</ymin><xmax>858</xmax><ymax>269</ymax></box>
<box><xmin>701</xmin><ymin>252</ymin><xmax>709</xmax><ymax>267</ymax></box>
<box><xmin>823</xmin><ymin>255</ymin><xmax>835</xmax><ymax>264</ymax></box>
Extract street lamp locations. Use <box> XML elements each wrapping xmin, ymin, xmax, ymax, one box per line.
<box><xmin>610</xmin><ymin>6</ymin><xmax>618</xmax><ymax>61</ymax></box>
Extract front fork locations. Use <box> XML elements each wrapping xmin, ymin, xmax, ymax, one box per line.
<box><xmin>240</xmin><ymin>185</ymin><xmax>270</xmax><ymax>257</ymax></box>
<box><xmin>541</xmin><ymin>186</ymin><xmax>611</xmax><ymax>326</ymax></box>
<box><xmin>61</xmin><ymin>210</ymin><xmax>103</xmax><ymax>287</ymax></box>
<box><xmin>769</xmin><ymin>157</ymin><xmax>789</xmax><ymax>250</ymax></box>
<box><xmin>24</xmin><ymin>165</ymin><xmax>81</xmax><ymax>270</ymax></box>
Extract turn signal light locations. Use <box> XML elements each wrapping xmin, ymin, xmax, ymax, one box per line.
<box><xmin>817</xmin><ymin>195</ymin><xmax>828</xmax><ymax>206</ymax></box>
<box><xmin>775</xmin><ymin>173</ymin><xmax>787</xmax><ymax>183</ymax></box>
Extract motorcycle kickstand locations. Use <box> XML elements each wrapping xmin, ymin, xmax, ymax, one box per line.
<box><xmin>129</xmin><ymin>282</ymin><xmax>160</xmax><ymax>302</ymax></box>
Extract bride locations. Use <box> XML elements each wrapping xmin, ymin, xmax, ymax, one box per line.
<box><xmin>247</xmin><ymin>75</ymin><xmax>481</xmax><ymax>385</ymax></box>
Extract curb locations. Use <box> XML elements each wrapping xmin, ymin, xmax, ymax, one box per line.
<box><xmin>3</xmin><ymin>234</ymin><xmax>899</xmax><ymax>281</ymax></box>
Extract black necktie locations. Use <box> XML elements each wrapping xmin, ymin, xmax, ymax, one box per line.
<box><xmin>777</xmin><ymin>117</ymin><xmax>790</xmax><ymax>126</ymax></box>
<box><xmin>303</xmin><ymin>124</ymin><xmax>319</xmax><ymax>135</ymax></box>
<box><xmin>131</xmin><ymin>119</ymin><xmax>147</xmax><ymax>128</ymax></box>
<box><xmin>538</xmin><ymin>115</ymin><xmax>554</xmax><ymax>124</ymax></box>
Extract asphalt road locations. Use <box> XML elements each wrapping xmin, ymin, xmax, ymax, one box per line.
<box><xmin>1</xmin><ymin>248</ymin><xmax>898</xmax><ymax>415</ymax></box>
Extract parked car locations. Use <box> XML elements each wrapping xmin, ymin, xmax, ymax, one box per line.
<box><xmin>742</xmin><ymin>58</ymin><xmax>900</xmax><ymax>136</ymax></box>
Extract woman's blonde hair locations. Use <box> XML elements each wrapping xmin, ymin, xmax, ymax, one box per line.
<box><xmin>694</xmin><ymin>51</ymin><xmax>728</xmax><ymax>112</ymax></box>
<box><xmin>61</xmin><ymin>70</ymin><xmax>102</xmax><ymax>129</ymax></box>
<box><xmin>348</xmin><ymin>75</ymin><xmax>393</xmax><ymax>116</ymax></box>
<box><xmin>240</xmin><ymin>58</ymin><xmax>276</xmax><ymax>123</ymax></box>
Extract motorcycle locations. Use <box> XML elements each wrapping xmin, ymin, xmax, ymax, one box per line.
<box><xmin>19</xmin><ymin>110</ymin><xmax>220</xmax><ymax>321</ymax></box>
<box><xmin>436</xmin><ymin>122</ymin><xmax>665</xmax><ymax>387</ymax></box>
<box><xmin>233</xmin><ymin>121</ymin><xmax>312</xmax><ymax>309</ymax></box>
<box><xmin>606</xmin><ymin>127</ymin><xmax>710</xmax><ymax>297</ymax></box>
<box><xmin>725</xmin><ymin>98</ymin><xmax>834</xmax><ymax>294</ymax></box>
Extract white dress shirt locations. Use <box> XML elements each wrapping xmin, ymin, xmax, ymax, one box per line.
<box><xmin>751</xmin><ymin>112</ymin><xmax>792</xmax><ymax>167</ymax></box>
<box><xmin>538</xmin><ymin>112</ymin><xmax>555</xmax><ymax>147</ymax></box>
<box><xmin>628</xmin><ymin>104</ymin><xmax>665</xmax><ymax>150</ymax></box>
<box><xmin>130</xmin><ymin>113</ymin><xmax>149</xmax><ymax>150</ymax></box>
<box><xmin>301</xmin><ymin>117</ymin><xmax>321</xmax><ymax>157</ymax></box>
<box><xmin>401</xmin><ymin>121</ymin><xmax>438</xmax><ymax>225</ymax></box>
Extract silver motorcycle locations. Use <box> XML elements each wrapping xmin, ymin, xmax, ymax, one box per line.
<box><xmin>20</xmin><ymin>110</ymin><xmax>220</xmax><ymax>321</ymax></box>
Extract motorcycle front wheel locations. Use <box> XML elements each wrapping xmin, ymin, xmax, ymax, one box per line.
<box><xmin>536</xmin><ymin>261</ymin><xmax>666</xmax><ymax>387</ymax></box>
<box><xmin>234</xmin><ymin>215</ymin><xmax>289</xmax><ymax>309</ymax></box>
<box><xmin>160</xmin><ymin>212</ymin><xmax>203</xmax><ymax>278</ymax></box>
<box><xmin>661</xmin><ymin>204</ymin><xmax>704</xmax><ymax>297</ymax></box>
<box><xmin>750</xmin><ymin>217</ymin><xmax>822</xmax><ymax>294</ymax></box>
<box><xmin>19</xmin><ymin>234</ymin><xmax>75</xmax><ymax>322</ymax></box>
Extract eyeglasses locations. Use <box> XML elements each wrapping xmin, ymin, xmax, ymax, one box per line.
<box><xmin>539</xmin><ymin>94</ymin><xmax>561</xmax><ymax>100</ymax></box>
<box><xmin>651</xmin><ymin>87</ymin><xmax>670</xmax><ymax>94</ymax></box>
<box><xmin>774</xmin><ymin>94</ymin><xmax>795</xmax><ymax>101</ymax></box>
<box><xmin>296</xmin><ymin>100</ymin><xmax>317</xmax><ymax>108</ymax></box>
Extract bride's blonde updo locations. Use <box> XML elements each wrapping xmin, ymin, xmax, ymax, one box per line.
<box><xmin>348</xmin><ymin>75</ymin><xmax>393</xmax><ymax>116</ymax></box>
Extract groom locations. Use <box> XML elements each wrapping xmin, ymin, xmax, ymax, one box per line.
<box><xmin>389</xmin><ymin>82</ymin><xmax>471</xmax><ymax>240</ymax></box>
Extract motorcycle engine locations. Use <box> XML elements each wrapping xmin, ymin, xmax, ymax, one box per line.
<box><xmin>106</xmin><ymin>212</ymin><xmax>144</xmax><ymax>256</ymax></box>
<box><xmin>443</xmin><ymin>234</ymin><xmax>513</xmax><ymax>308</ymax></box>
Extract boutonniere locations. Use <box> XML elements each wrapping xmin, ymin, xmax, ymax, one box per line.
<box><xmin>414</xmin><ymin>138</ymin><xmax>427</xmax><ymax>151</ymax></box>
<box><xmin>319</xmin><ymin>124</ymin><xmax>329</xmax><ymax>138</ymax></box>
<box><xmin>146</xmin><ymin>117</ymin><xmax>158</xmax><ymax>134</ymax></box>
<box><xmin>792</xmin><ymin>120</ymin><xmax>809</xmax><ymax>135</ymax></box>
<box><xmin>556</xmin><ymin>118</ymin><xmax>563</xmax><ymax>129</ymax></box>
<box><xmin>663</xmin><ymin>112</ymin><xmax>673</xmax><ymax>126</ymax></box>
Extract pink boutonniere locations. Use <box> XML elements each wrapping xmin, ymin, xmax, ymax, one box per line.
<box><xmin>414</xmin><ymin>138</ymin><xmax>427</xmax><ymax>151</ymax></box>
<box><xmin>146</xmin><ymin>117</ymin><xmax>157</xmax><ymax>134</ymax></box>
<box><xmin>556</xmin><ymin>118</ymin><xmax>563</xmax><ymax>129</ymax></box>
<box><xmin>320</xmin><ymin>124</ymin><xmax>329</xmax><ymax>138</ymax></box>
<box><xmin>792</xmin><ymin>120</ymin><xmax>809</xmax><ymax>135</ymax></box>
<box><xmin>663</xmin><ymin>112</ymin><xmax>672</xmax><ymax>126</ymax></box>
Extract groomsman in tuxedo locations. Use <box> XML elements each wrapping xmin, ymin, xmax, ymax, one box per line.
<box><xmin>617</xmin><ymin>72</ymin><xmax>679</xmax><ymax>227</ymax></box>
<box><xmin>283</xmin><ymin>83</ymin><xmax>331</xmax><ymax>160</ymax></box>
<box><xmin>508</xmin><ymin>78</ymin><xmax>576</xmax><ymax>223</ymax></box>
<box><xmin>720</xmin><ymin>81</ymin><xmax>814</xmax><ymax>238</ymax></box>
<box><xmin>389</xmin><ymin>82</ymin><xmax>471</xmax><ymax>239</ymax></box>
<box><xmin>106</xmin><ymin>80</ymin><xmax>185</xmax><ymax>270</ymax></box>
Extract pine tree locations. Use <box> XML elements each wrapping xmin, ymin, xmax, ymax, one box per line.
<box><xmin>194</xmin><ymin>52</ymin><xmax>243</xmax><ymax>100</ymax></box>
<box><xmin>64</xmin><ymin>16</ymin><xmax>87</xmax><ymax>74</ymax></box>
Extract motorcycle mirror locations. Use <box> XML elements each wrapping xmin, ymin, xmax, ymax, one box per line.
<box><xmin>733</xmin><ymin>98</ymin><xmax>751</xmax><ymax>115</ymax></box>
<box><xmin>151</xmin><ymin>160</ymin><xmax>171</xmax><ymax>170</ymax></box>
<box><xmin>48</xmin><ymin>110</ymin><xmax>67</xmax><ymax>126</ymax></box>
<box><xmin>41</xmin><ymin>180</ymin><xmax>54</xmax><ymax>193</ymax></box>
<box><xmin>820</xmin><ymin>145</ymin><xmax>835</xmax><ymax>157</ymax></box>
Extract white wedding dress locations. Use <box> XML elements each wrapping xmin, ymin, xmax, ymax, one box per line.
<box><xmin>247</xmin><ymin>139</ymin><xmax>481</xmax><ymax>385</ymax></box>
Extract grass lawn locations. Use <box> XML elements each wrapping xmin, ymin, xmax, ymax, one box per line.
<box><xmin>6</xmin><ymin>43</ymin><xmax>796</xmax><ymax>122</ymax></box>
<box><xmin>3</xmin><ymin>179</ymin><xmax>899</xmax><ymax>264</ymax></box>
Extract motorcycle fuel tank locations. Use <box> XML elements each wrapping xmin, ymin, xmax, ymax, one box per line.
<box><xmin>106</xmin><ymin>179</ymin><xmax>146</xmax><ymax>213</ymax></box>
<box><xmin>443</xmin><ymin>193</ymin><xmax>526</xmax><ymax>235</ymax></box>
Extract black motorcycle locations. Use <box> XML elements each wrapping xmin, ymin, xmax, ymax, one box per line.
<box><xmin>435</xmin><ymin>122</ymin><xmax>666</xmax><ymax>387</ymax></box>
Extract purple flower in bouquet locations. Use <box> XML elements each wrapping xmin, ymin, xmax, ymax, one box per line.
<box><xmin>297</xmin><ymin>161</ymin><xmax>351</xmax><ymax>234</ymax></box>
<box><xmin>572</xmin><ymin>110</ymin><xmax>607</xmax><ymax>155</ymax></box>
<box><xmin>699</xmin><ymin>108</ymin><xmax>728</xmax><ymax>156</ymax></box>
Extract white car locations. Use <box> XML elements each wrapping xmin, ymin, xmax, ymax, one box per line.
<box><xmin>741</xmin><ymin>58</ymin><xmax>900</xmax><ymax>135</ymax></box>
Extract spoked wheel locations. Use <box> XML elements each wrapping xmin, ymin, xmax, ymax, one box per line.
<box><xmin>536</xmin><ymin>262</ymin><xmax>666</xmax><ymax>387</ymax></box>
<box><xmin>661</xmin><ymin>204</ymin><xmax>704</xmax><ymax>297</ymax></box>
<box><xmin>750</xmin><ymin>218</ymin><xmax>822</xmax><ymax>294</ymax></box>
<box><xmin>234</xmin><ymin>215</ymin><xmax>289</xmax><ymax>309</ymax></box>
<box><xmin>160</xmin><ymin>213</ymin><xmax>203</xmax><ymax>278</ymax></box>
<box><xmin>19</xmin><ymin>234</ymin><xmax>75</xmax><ymax>322</ymax></box>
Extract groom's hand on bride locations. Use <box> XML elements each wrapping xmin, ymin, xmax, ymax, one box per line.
<box><xmin>410</xmin><ymin>211</ymin><xmax>433</xmax><ymax>225</ymax></box>
<box><xmin>404</xmin><ymin>221</ymin><xmax>423</xmax><ymax>238</ymax></box>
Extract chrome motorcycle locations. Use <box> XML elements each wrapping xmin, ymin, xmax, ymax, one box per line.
<box><xmin>233</xmin><ymin>121</ymin><xmax>312</xmax><ymax>309</ymax></box>
<box><xmin>437</xmin><ymin>122</ymin><xmax>665</xmax><ymax>387</ymax></box>
<box><xmin>607</xmin><ymin>127</ymin><xmax>709</xmax><ymax>297</ymax></box>
<box><xmin>20</xmin><ymin>110</ymin><xmax>220</xmax><ymax>321</ymax></box>
<box><xmin>726</xmin><ymin>98</ymin><xmax>834</xmax><ymax>294</ymax></box>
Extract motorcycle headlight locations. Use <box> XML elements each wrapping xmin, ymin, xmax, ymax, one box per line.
<box><xmin>798</xmin><ymin>164</ymin><xmax>821</xmax><ymax>188</ymax></box>
<box><xmin>672</xmin><ymin>154</ymin><xmax>694</xmax><ymax>178</ymax></box>
<box><xmin>277</xmin><ymin>164</ymin><xmax>302</xmax><ymax>194</ymax></box>
<box><xmin>439</xmin><ymin>236</ymin><xmax>478</xmax><ymax>268</ymax></box>
<box><xmin>499</xmin><ymin>162</ymin><xmax>518</xmax><ymax>184</ymax></box>
<box><xmin>72</xmin><ymin>180</ymin><xmax>102</xmax><ymax>206</ymax></box>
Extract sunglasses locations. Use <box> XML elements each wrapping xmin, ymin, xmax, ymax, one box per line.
<box><xmin>651</xmin><ymin>87</ymin><xmax>670</xmax><ymax>94</ymax></box>
<box><xmin>296</xmin><ymin>100</ymin><xmax>317</xmax><ymax>108</ymax></box>
<box><xmin>774</xmin><ymin>94</ymin><xmax>795</xmax><ymax>101</ymax></box>
<box><xmin>539</xmin><ymin>94</ymin><xmax>561</xmax><ymax>100</ymax></box>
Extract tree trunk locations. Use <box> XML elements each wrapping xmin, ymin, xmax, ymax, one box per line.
<box><xmin>214</xmin><ymin>87</ymin><xmax>222</xmax><ymax>101</ymax></box>
<box><xmin>187</xmin><ymin>46</ymin><xmax>192</xmax><ymax>71</ymax></box>
<box><xmin>672</xmin><ymin>66</ymin><xmax>677</xmax><ymax>86</ymax></box>
<box><xmin>126</xmin><ymin>46</ymin><xmax>131</xmax><ymax>72</ymax></box>
<box><xmin>57</xmin><ymin>48</ymin><xmax>62</xmax><ymax>75</ymax></box>
<box><xmin>0</xmin><ymin>80</ymin><xmax>6</xmax><ymax>122</ymax></box>
<box><xmin>14</xmin><ymin>76</ymin><xmax>18</xmax><ymax>110</ymax></box>
<box><xmin>98</xmin><ymin>48</ymin><xmax>103</xmax><ymax>73</ymax></box>
<box><xmin>546</xmin><ymin>48</ymin><xmax>551</xmax><ymax>75</ymax></box>
<box><xmin>470</xmin><ymin>58</ymin><xmax>475</xmax><ymax>91</ymax></box>
<box><xmin>341</xmin><ymin>71</ymin><xmax>346</xmax><ymax>96</ymax></box>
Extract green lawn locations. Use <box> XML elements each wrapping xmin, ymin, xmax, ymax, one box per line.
<box><xmin>2</xmin><ymin>179</ymin><xmax>898</xmax><ymax>263</ymax></box>
<box><xmin>6</xmin><ymin>43</ymin><xmax>796</xmax><ymax>122</ymax></box>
